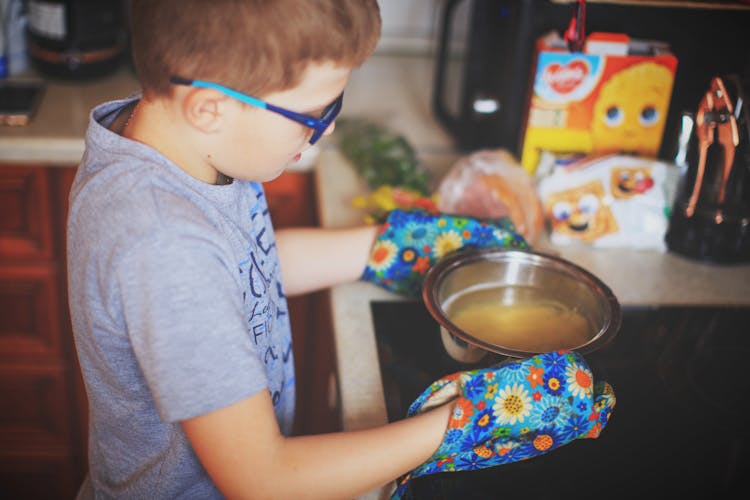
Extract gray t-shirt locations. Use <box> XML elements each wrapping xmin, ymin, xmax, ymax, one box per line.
<box><xmin>68</xmin><ymin>96</ymin><xmax>295</xmax><ymax>498</ymax></box>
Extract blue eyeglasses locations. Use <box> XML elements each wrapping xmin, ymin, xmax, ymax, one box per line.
<box><xmin>169</xmin><ymin>76</ymin><xmax>344</xmax><ymax>145</ymax></box>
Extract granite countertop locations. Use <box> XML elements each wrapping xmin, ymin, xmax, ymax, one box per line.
<box><xmin>4</xmin><ymin>54</ymin><xmax>750</xmax><ymax>500</ymax></box>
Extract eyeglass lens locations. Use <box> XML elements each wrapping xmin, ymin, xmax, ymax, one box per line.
<box><xmin>309</xmin><ymin>94</ymin><xmax>343</xmax><ymax>144</ymax></box>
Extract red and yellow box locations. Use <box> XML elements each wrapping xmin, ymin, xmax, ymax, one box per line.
<box><xmin>520</xmin><ymin>32</ymin><xmax>678</xmax><ymax>172</ymax></box>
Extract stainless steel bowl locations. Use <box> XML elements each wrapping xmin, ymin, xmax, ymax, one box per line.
<box><xmin>423</xmin><ymin>248</ymin><xmax>621</xmax><ymax>360</ymax></box>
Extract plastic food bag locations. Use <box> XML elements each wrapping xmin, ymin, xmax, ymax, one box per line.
<box><xmin>536</xmin><ymin>153</ymin><xmax>673</xmax><ymax>250</ymax></box>
<box><xmin>436</xmin><ymin>149</ymin><xmax>544</xmax><ymax>244</ymax></box>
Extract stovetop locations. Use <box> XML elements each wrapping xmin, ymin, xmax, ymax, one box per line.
<box><xmin>371</xmin><ymin>301</ymin><xmax>750</xmax><ymax>499</ymax></box>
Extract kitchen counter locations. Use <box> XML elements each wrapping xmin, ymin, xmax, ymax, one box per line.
<box><xmin>0</xmin><ymin>69</ymin><xmax>140</xmax><ymax>164</ymax></box>
<box><xmin>314</xmin><ymin>55</ymin><xmax>750</xmax><ymax>499</ymax></box>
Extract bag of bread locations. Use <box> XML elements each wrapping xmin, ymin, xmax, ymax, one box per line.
<box><xmin>436</xmin><ymin>149</ymin><xmax>544</xmax><ymax>244</ymax></box>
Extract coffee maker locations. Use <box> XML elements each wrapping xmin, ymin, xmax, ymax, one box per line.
<box><xmin>666</xmin><ymin>74</ymin><xmax>750</xmax><ymax>263</ymax></box>
<box><xmin>26</xmin><ymin>0</ymin><xmax>127</xmax><ymax>79</ymax></box>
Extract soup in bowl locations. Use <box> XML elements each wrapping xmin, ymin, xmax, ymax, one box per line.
<box><xmin>423</xmin><ymin>248</ymin><xmax>621</xmax><ymax>362</ymax></box>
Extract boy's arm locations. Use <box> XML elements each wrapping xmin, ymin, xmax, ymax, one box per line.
<box><xmin>182</xmin><ymin>389</ymin><xmax>451</xmax><ymax>500</ymax></box>
<box><xmin>275</xmin><ymin>226</ymin><xmax>378</xmax><ymax>296</ymax></box>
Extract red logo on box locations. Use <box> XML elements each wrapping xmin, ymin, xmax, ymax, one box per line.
<box><xmin>543</xmin><ymin>60</ymin><xmax>589</xmax><ymax>94</ymax></box>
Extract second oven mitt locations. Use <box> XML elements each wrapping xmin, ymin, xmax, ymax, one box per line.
<box><xmin>391</xmin><ymin>350</ymin><xmax>616</xmax><ymax>499</ymax></box>
<box><xmin>361</xmin><ymin>209</ymin><xmax>528</xmax><ymax>297</ymax></box>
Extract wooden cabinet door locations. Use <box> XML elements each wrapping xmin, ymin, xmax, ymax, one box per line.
<box><xmin>0</xmin><ymin>165</ymin><xmax>86</xmax><ymax>499</ymax></box>
<box><xmin>264</xmin><ymin>170</ymin><xmax>317</xmax><ymax>227</ymax></box>
<box><xmin>0</xmin><ymin>167</ymin><xmax>54</xmax><ymax>260</ymax></box>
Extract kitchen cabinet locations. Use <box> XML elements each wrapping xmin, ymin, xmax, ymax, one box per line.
<box><xmin>0</xmin><ymin>164</ymin><xmax>83</xmax><ymax>499</ymax></box>
<box><xmin>0</xmin><ymin>163</ymin><xmax>337</xmax><ymax>498</ymax></box>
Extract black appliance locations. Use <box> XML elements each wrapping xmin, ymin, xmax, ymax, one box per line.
<box><xmin>372</xmin><ymin>300</ymin><xmax>750</xmax><ymax>499</ymax></box>
<box><xmin>433</xmin><ymin>0</ymin><xmax>750</xmax><ymax>161</ymax></box>
<box><xmin>26</xmin><ymin>0</ymin><xmax>127</xmax><ymax>79</ymax></box>
<box><xmin>666</xmin><ymin>74</ymin><xmax>750</xmax><ymax>263</ymax></box>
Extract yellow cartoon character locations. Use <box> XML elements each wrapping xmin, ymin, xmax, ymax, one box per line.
<box><xmin>545</xmin><ymin>180</ymin><xmax>618</xmax><ymax>242</ymax></box>
<box><xmin>591</xmin><ymin>61</ymin><xmax>674</xmax><ymax>156</ymax></box>
<box><xmin>610</xmin><ymin>166</ymin><xmax>655</xmax><ymax>199</ymax></box>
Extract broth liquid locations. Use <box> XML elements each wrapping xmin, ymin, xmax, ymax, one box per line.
<box><xmin>445</xmin><ymin>287</ymin><xmax>595</xmax><ymax>353</ymax></box>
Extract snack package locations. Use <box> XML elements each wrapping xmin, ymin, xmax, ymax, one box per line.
<box><xmin>537</xmin><ymin>154</ymin><xmax>673</xmax><ymax>250</ymax></box>
<box><xmin>520</xmin><ymin>32</ymin><xmax>678</xmax><ymax>173</ymax></box>
<box><xmin>436</xmin><ymin>149</ymin><xmax>544</xmax><ymax>245</ymax></box>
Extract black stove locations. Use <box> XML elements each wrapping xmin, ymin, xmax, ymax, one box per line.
<box><xmin>371</xmin><ymin>301</ymin><xmax>750</xmax><ymax>499</ymax></box>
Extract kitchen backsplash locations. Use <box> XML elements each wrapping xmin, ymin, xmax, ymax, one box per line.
<box><xmin>376</xmin><ymin>0</ymin><xmax>467</xmax><ymax>55</ymax></box>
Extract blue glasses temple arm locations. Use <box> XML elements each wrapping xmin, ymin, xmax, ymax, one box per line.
<box><xmin>169</xmin><ymin>76</ymin><xmax>319</xmax><ymax>128</ymax></box>
<box><xmin>169</xmin><ymin>76</ymin><xmax>268</xmax><ymax>110</ymax></box>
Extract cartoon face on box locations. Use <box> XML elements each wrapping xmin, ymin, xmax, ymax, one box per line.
<box><xmin>545</xmin><ymin>180</ymin><xmax>619</xmax><ymax>243</ymax></box>
<box><xmin>610</xmin><ymin>165</ymin><xmax>656</xmax><ymax>199</ymax></box>
<box><xmin>591</xmin><ymin>61</ymin><xmax>675</xmax><ymax>155</ymax></box>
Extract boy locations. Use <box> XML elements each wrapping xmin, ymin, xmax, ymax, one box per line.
<box><xmin>70</xmin><ymin>2</ymin><xmax>620</xmax><ymax>497</ymax></box>
<box><xmin>68</xmin><ymin>1</ymin><xmax>456</xmax><ymax>498</ymax></box>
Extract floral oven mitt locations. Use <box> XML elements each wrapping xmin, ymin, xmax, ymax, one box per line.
<box><xmin>392</xmin><ymin>350</ymin><xmax>616</xmax><ymax>499</ymax></box>
<box><xmin>362</xmin><ymin>209</ymin><xmax>528</xmax><ymax>296</ymax></box>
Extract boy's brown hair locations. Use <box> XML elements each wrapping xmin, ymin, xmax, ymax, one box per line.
<box><xmin>130</xmin><ymin>0</ymin><xmax>381</xmax><ymax>98</ymax></box>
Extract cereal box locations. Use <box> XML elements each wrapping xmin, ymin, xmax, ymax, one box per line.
<box><xmin>519</xmin><ymin>32</ymin><xmax>678</xmax><ymax>173</ymax></box>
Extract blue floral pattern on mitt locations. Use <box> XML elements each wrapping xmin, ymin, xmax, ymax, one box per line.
<box><xmin>391</xmin><ymin>350</ymin><xmax>616</xmax><ymax>499</ymax></box>
<box><xmin>362</xmin><ymin>209</ymin><xmax>528</xmax><ymax>296</ymax></box>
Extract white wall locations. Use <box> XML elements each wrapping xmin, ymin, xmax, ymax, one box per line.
<box><xmin>376</xmin><ymin>0</ymin><xmax>443</xmax><ymax>55</ymax></box>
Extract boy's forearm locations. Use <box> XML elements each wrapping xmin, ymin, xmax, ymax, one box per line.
<box><xmin>276</xmin><ymin>402</ymin><xmax>452</xmax><ymax>498</ymax></box>
<box><xmin>275</xmin><ymin>226</ymin><xmax>379</xmax><ymax>295</ymax></box>
<box><xmin>183</xmin><ymin>390</ymin><xmax>452</xmax><ymax>499</ymax></box>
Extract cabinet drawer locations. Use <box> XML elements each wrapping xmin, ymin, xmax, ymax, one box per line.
<box><xmin>0</xmin><ymin>453</ymin><xmax>78</xmax><ymax>500</ymax></box>
<box><xmin>0</xmin><ymin>167</ymin><xmax>54</xmax><ymax>260</ymax></box>
<box><xmin>0</xmin><ymin>265</ymin><xmax>62</xmax><ymax>359</ymax></box>
<box><xmin>0</xmin><ymin>363</ymin><xmax>71</xmax><ymax>449</ymax></box>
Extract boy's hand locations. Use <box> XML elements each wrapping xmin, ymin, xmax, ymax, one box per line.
<box><xmin>361</xmin><ymin>209</ymin><xmax>528</xmax><ymax>296</ymax></box>
<box><xmin>392</xmin><ymin>351</ymin><xmax>616</xmax><ymax>499</ymax></box>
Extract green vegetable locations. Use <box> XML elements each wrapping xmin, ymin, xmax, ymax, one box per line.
<box><xmin>336</xmin><ymin>119</ymin><xmax>430</xmax><ymax>195</ymax></box>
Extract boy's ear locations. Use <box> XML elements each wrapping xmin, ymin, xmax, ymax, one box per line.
<box><xmin>181</xmin><ymin>88</ymin><xmax>230</xmax><ymax>133</ymax></box>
